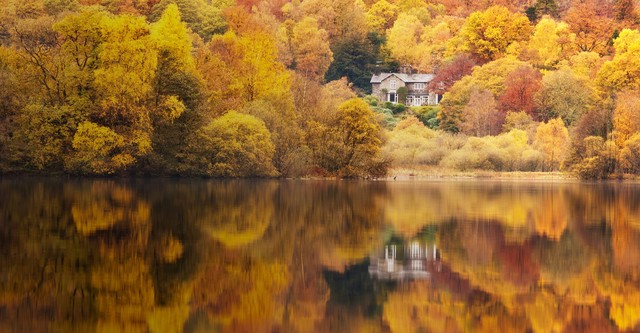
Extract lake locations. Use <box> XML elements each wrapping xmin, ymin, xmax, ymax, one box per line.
<box><xmin>1</xmin><ymin>178</ymin><xmax>639</xmax><ymax>332</ymax></box>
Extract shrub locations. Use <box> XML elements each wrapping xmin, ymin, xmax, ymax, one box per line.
<box><xmin>372</xmin><ymin>106</ymin><xmax>398</xmax><ymax>129</ymax></box>
<box><xmin>383</xmin><ymin>101</ymin><xmax>406</xmax><ymax>114</ymax></box>
<box><xmin>413</xmin><ymin>106</ymin><xmax>440</xmax><ymax>129</ymax></box>
<box><xmin>439</xmin><ymin>130</ymin><xmax>543</xmax><ymax>171</ymax></box>
<box><xmin>363</xmin><ymin>95</ymin><xmax>379</xmax><ymax>106</ymax></box>
<box><xmin>192</xmin><ymin>111</ymin><xmax>277</xmax><ymax>177</ymax></box>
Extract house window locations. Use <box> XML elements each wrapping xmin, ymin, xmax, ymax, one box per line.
<box><xmin>407</xmin><ymin>96</ymin><xmax>414</xmax><ymax>106</ymax></box>
<box><xmin>415</xmin><ymin>83</ymin><xmax>424</xmax><ymax>90</ymax></box>
<box><xmin>388</xmin><ymin>92</ymin><xmax>398</xmax><ymax>103</ymax></box>
<box><xmin>390</xmin><ymin>79</ymin><xmax>397</xmax><ymax>89</ymax></box>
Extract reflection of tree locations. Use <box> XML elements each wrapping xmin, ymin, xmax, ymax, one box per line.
<box><xmin>7</xmin><ymin>179</ymin><xmax>640</xmax><ymax>332</ymax></box>
<box><xmin>188</xmin><ymin>180</ymin><xmax>389</xmax><ymax>332</ymax></box>
<box><xmin>438</xmin><ymin>220</ymin><xmax>536</xmax><ymax>306</ymax></box>
<box><xmin>198</xmin><ymin>180</ymin><xmax>277</xmax><ymax>248</ymax></box>
<box><xmin>68</xmin><ymin>181</ymin><xmax>155</xmax><ymax>333</ymax></box>
<box><xmin>533</xmin><ymin>233</ymin><xmax>597</xmax><ymax>304</ymax></box>
<box><xmin>0</xmin><ymin>179</ymin><xmax>94</xmax><ymax>332</ymax></box>
<box><xmin>532</xmin><ymin>189</ymin><xmax>568</xmax><ymax>239</ymax></box>
<box><xmin>0</xmin><ymin>179</ymin><xmax>205</xmax><ymax>332</ymax></box>
<box><xmin>192</xmin><ymin>243</ymin><xmax>289</xmax><ymax>333</ymax></box>
<box><xmin>71</xmin><ymin>181</ymin><xmax>151</xmax><ymax>237</ymax></box>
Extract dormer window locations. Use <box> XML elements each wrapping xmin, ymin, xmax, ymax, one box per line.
<box><xmin>390</xmin><ymin>79</ymin><xmax>397</xmax><ymax>89</ymax></box>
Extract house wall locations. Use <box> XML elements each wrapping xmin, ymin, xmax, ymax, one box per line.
<box><xmin>372</xmin><ymin>75</ymin><xmax>439</xmax><ymax>106</ymax></box>
<box><xmin>373</xmin><ymin>75</ymin><xmax>406</xmax><ymax>102</ymax></box>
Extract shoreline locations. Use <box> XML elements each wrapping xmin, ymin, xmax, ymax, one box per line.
<box><xmin>383</xmin><ymin>167</ymin><xmax>577</xmax><ymax>181</ymax></box>
<box><xmin>4</xmin><ymin>167</ymin><xmax>640</xmax><ymax>183</ymax></box>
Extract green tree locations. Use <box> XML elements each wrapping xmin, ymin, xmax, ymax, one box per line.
<box><xmin>535</xmin><ymin>69</ymin><xmax>593</xmax><ymax>125</ymax></box>
<box><xmin>147</xmin><ymin>3</ymin><xmax>209</xmax><ymax>173</ymax></box>
<box><xmin>325</xmin><ymin>34</ymin><xmax>377</xmax><ymax>93</ymax></box>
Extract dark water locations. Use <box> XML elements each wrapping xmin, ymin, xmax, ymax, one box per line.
<box><xmin>1</xmin><ymin>178</ymin><xmax>640</xmax><ymax>332</ymax></box>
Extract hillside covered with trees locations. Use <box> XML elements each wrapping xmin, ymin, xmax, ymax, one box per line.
<box><xmin>1</xmin><ymin>0</ymin><xmax>640</xmax><ymax>178</ymax></box>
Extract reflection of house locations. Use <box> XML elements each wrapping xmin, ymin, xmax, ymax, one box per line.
<box><xmin>368</xmin><ymin>240</ymin><xmax>440</xmax><ymax>281</ymax></box>
<box><xmin>370</xmin><ymin>72</ymin><xmax>441</xmax><ymax>106</ymax></box>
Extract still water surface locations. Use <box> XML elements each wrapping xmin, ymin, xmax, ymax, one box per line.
<box><xmin>1</xmin><ymin>178</ymin><xmax>640</xmax><ymax>332</ymax></box>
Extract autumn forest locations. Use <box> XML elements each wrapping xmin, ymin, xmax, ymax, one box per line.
<box><xmin>1</xmin><ymin>0</ymin><xmax>640</xmax><ymax>178</ymax></box>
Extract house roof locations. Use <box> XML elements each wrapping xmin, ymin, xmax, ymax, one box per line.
<box><xmin>370</xmin><ymin>73</ymin><xmax>435</xmax><ymax>84</ymax></box>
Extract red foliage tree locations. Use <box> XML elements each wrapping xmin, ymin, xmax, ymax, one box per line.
<box><xmin>429</xmin><ymin>53</ymin><xmax>477</xmax><ymax>95</ymax></box>
<box><xmin>498</xmin><ymin>65</ymin><xmax>543</xmax><ymax>116</ymax></box>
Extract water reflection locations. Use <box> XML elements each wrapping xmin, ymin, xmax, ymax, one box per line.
<box><xmin>369</xmin><ymin>228</ymin><xmax>440</xmax><ymax>281</ymax></box>
<box><xmin>1</xmin><ymin>179</ymin><xmax>640</xmax><ymax>332</ymax></box>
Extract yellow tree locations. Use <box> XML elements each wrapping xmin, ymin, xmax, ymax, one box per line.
<box><xmin>568</xmin><ymin>51</ymin><xmax>602</xmax><ymax>80</ymax></box>
<box><xmin>613</xmin><ymin>91</ymin><xmax>640</xmax><ymax>148</ymax></box>
<box><xmin>151</xmin><ymin>4</ymin><xmax>195</xmax><ymax>75</ymax></box>
<box><xmin>68</xmin><ymin>121</ymin><xmax>135</xmax><ymax>174</ymax></box>
<box><xmin>460</xmin><ymin>5</ymin><xmax>532</xmax><ymax>61</ymax></box>
<box><xmin>89</xmin><ymin>15</ymin><xmax>157</xmax><ymax>173</ymax></box>
<box><xmin>535</xmin><ymin>118</ymin><xmax>569</xmax><ymax>171</ymax></box>
<box><xmin>94</xmin><ymin>15</ymin><xmax>157</xmax><ymax>121</ymax></box>
<box><xmin>9</xmin><ymin>10</ymin><xmax>104</xmax><ymax>171</ymax></box>
<box><xmin>414</xmin><ymin>19</ymin><xmax>458</xmax><ymax>72</ymax></box>
<box><xmin>10</xmin><ymin>16</ymin><xmax>66</xmax><ymax>105</ymax></box>
<box><xmin>150</xmin><ymin>4</ymin><xmax>195</xmax><ymax>122</ymax></box>
<box><xmin>52</xmin><ymin>8</ymin><xmax>105</xmax><ymax>99</ymax></box>
<box><xmin>365</xmin><ymin>0</ymin><xmax>398</xmax><ymax>35</ymax></box>
<box><xmin>524</xmin><ymin>16</ymin><xmax>577</xmax><ymax>70</ymax></box>
<box><xmin>202</xmin><ymin>30</ymin><xmax>290</xmax><ymax>110</ymax></box>
<box><xmin>620</xmin><ymin>133</ymin><xmax>640</xmax><ymax>173</ymax></box>
<box><xmin>387</xmin><ymin>13</ymin><xmax>459</xmax><ymax>71</ymax></box>
<box><xmin>386</xmin><ymin>13</ymin><xmax>423</xmax><ymax>66</ymax></box>
<box><xmin>596</xmin><ymin>29</ymin><xmax>640</xmax><ymax>93</ymax></box>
